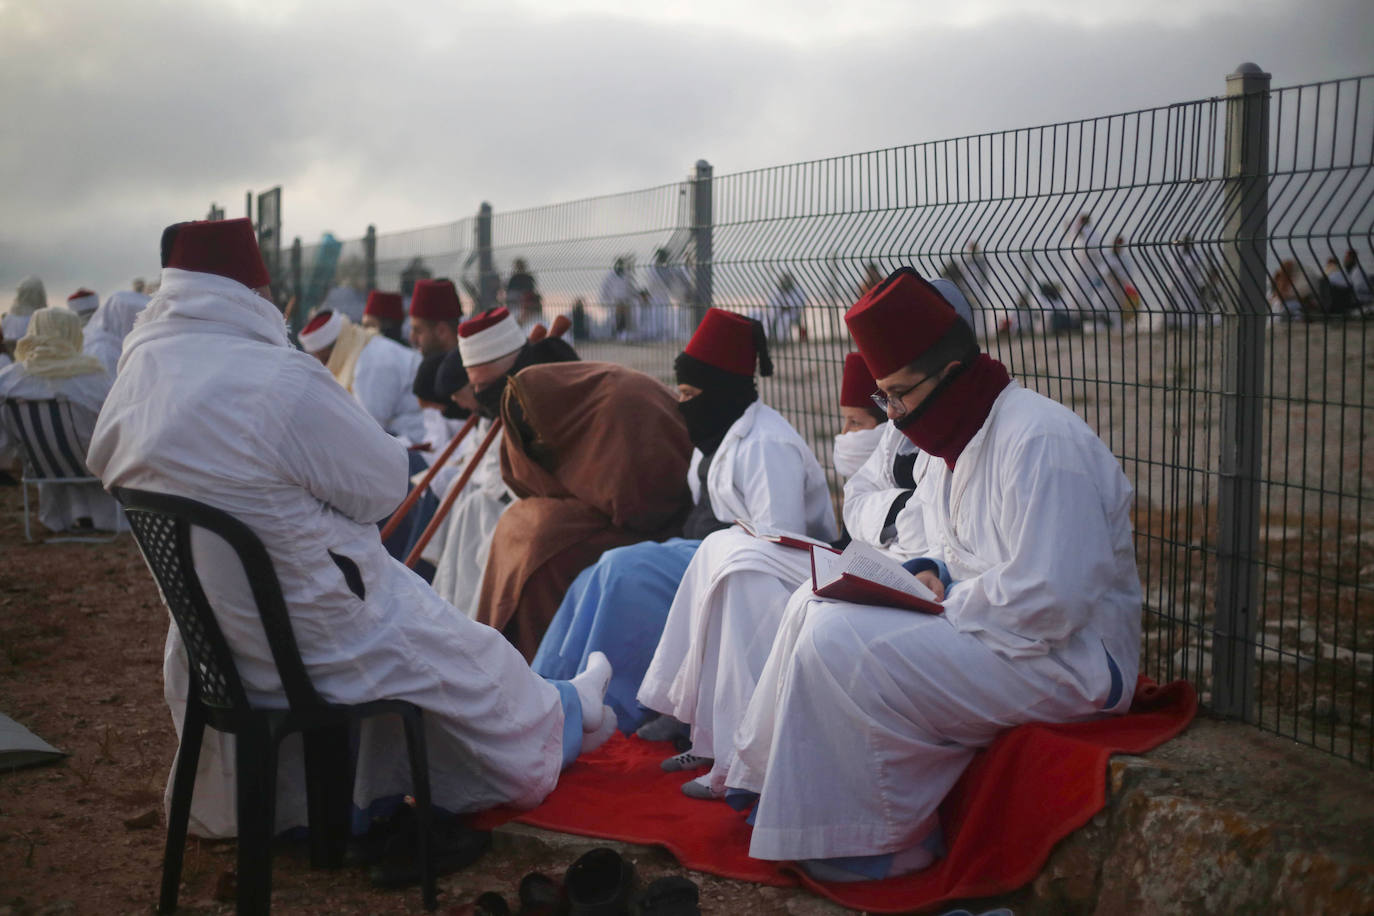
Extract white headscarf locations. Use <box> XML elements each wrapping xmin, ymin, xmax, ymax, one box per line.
<box><xmin>14</xmin><ymin>308</ymin><xmax>106</xmax><ymax>380</ymax></box>
<box><xmin>9</xmin><ymin>276</ymin><xmax>46</xmax><ymax>318</ymax></box>
<box><xmin>832</xmin><ymin>424</ymin><xmax>885</xmax><ymax>479</ymax></box>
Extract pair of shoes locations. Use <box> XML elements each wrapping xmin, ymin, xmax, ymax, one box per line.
<box><xmin>565</xmin><ymin>847</ymin><xmax>637</xmax><ymax>915</ymax></box>
<box><xmin>367</xmin><ymin>815</ymin><xmax>491</xmax><ymax>888</ymax></box>
<box><xmin>659</xmin><ymin>752</ymin><xmax>711</xmax><ymax>773</ymax></box>
<box><xmin>679</xmin><ymin>776</ymin><xmax>722</xmax><ymax>801</ymax></box>
<box><xmin>635</xmin><ymin>876</ymin><xmax>700</xmax><ymax>915</ymax></box>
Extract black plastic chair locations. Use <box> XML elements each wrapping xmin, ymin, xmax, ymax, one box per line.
<box><xmin>112</xmin><ymin>486</ymin><xmax>437</xmax><ymax>915</ymax></box>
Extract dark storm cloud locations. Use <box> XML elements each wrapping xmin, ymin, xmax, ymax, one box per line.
<box><xmin>2</xmin><ymin>0</ymin><xmax>1370</xmax><ymax>302</ymax></box>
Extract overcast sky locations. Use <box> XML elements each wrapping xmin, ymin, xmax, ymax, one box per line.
<box><xmin>3</xmin><ymin>0</ymin><xmax>1371</xmax><ymax>307</ymax></box>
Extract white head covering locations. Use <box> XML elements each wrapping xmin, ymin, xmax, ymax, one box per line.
<box><xmin>14</xmin><ymin>308</ymin><xmax>106</xmax><ymax>380</ymax></box>
<box><xmin>66</xmin><ymin>289</ymin><xmax>101</xmax><ymax>316</ymax></box>
<box><xmin>299</xmin><ymin>309</ymin><xmax>343</xmax><ymax>352</ymax></box>
<box><xmin>929</xmin><ymin>277</ymin><xmax>975</xmax><ymax>328</ymax></box>
<box><xmin>9</xmin><ymin>276</ymin><xmax>46</xmax><ymax>318</ymax></box>
<box><xmin>458</xmin><ymin>308</ymin><xmax>525</xmax><ymax>366</ymax></box>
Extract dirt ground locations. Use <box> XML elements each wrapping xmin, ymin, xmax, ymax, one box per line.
<box><xmin>0</xmin><ymin>481</ymin><xmax>848</xmax><ymax>916</ymax></box>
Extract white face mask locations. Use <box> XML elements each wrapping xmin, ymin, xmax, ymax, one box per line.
<box><xmin>832</xmin><ymin>425</ymin><xmax>885</xmax><ymax>479</ymax></box>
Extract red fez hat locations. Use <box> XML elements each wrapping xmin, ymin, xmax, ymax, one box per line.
<box><xmin>162</xmin><ymin>218</ymin><xmax>271</xmax><ymax>290</ymax></box>
<box><xmin>844</xmin><ymin>267</ymin><xmax>959</xmax><ymax>378</ymax></box>
<box><xmin>839</xmin><ymin>352</ymin><xmax>877</xmax><ymax>409</ymax></box>
<box><xmin>684</xmin><ymin>308</ymin><xmax>766</xmax><ymax>377</ymax></box>
<box><xmin>364</xmin><ymin>290</ymin><xmax>405</xmax><ymax>323</ymax></box>
<box><xmin>409</xmin><ymin>278</ymin><xmax>462</xmax><ymax>322</ymax></box>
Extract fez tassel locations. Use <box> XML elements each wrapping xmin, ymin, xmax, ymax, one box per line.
<box><xmin>379</xmin><ymin>414</ymin><xmax>478</xmax><ymax>542</ymax></box>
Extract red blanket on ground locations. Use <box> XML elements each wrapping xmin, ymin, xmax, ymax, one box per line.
<box><xmin>472</xmin><ymin>677</ymin><xmax>1196</xmax><ymax>914</ymax></box>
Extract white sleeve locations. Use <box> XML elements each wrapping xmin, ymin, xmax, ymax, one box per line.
<box><xmin>842</xmin><ymin>441</ymin><xmax>906</xmax><ymax>546</ymax></box>
<box><xmin>278</xmin><ymin>361</ymin><xmax>409</xmax><ymax>524</ymax></box>
<box><xmin>944</xmin><ymin>433</ymin><xmax>1132</xmax><ymax>657</ymax></box>
<box><xmin>731</xmin><ymin>437</ymin><xmax>811</xmax><ymax>535</ymax></box>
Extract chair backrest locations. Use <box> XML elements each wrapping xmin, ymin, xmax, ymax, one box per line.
<box><xmin>3</xmin><ymin>398</ymin><xmax>97</xmax><ymax>482</ymax></box>
<box><xmin>112</xmin><ymin>486</ymin><xmax>327</xmax><ymax>717</ymax></box>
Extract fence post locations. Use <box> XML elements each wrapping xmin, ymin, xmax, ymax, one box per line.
<box><xmin>1213</xmin><ymin>62</ymin><xmax>1270</xmax><ymax>720</ymax></box>
<box><xmin>691</xmin><ymin>160</ymin><xmax>714</xmax><ymax>330</ymax></box>
<box><xmin>476</xmin><ymin>202</ymin><xmax>498</xmax><ymax>310</ymax></box>
<box><xmin>364</xmin><ymin>224</ymin><xmax>377</xmax><ymax>293</ymax></box>
<box><xmin>290</xmin><ymin>237</ymin><xmax>303</xmax><ymax>301</ymax></box>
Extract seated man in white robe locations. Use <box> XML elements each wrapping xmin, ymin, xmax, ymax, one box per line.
<box><xmin>725</xmin><ymin>267</ymin><xmax>1142</xmax><ymax>881</ymax></box>
<box><xmin>82</xmin><ymin>290</ymin><xmax>151</xmax><ymax>376</ymax></box>
<box><xmin>87</xmin><ymin>218</ymin><xmax>619</xmax><ymax>842</ymax></box>
<box><xmin>426</xmin><ymin>307</ymin><xmax>579</xmax><ymax>617</ymax></box>
<box><xmin>637</xmin><ymin>351</ymin><xmax>888</xmax><ymax>799</ymax></box>
<box><xmin>299</xmin><ymin>307</ymin><xmax>426</xmax><ymax>444</ymax></box>
<box><xmin>531</xmin><ymin>308</ymin><xmax>837</xmax><ymax>733</ymax></box>
<box><xmin>64</xmin><ymin>288</ymin><xmax>101</xmax><ymax>328</ymax></box>
<box><xmin>0</xmin><ymin>307</ymin><xmax>123</xmax><ymax>532</ymax></box>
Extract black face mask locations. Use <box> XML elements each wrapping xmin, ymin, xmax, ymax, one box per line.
<box><xmin>677</xmin><ymin>388</ymin><xmax>756</xmax><ymax>452</ymax></box>
<box><xmin>474</xmin><ymin>376</ymin><xmax>508</xmax><ymax>420</ymax></box>
<box><xmin>892</xmin><ymin>363</ymin><xmax>965</xmax><ymax>434</ymax></box>
<box><xmin>442</xmin><ymin>400</ymin><xmax>471</xmax><ymax>421</ymax></box>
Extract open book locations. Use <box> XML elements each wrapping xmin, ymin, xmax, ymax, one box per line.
<box><xmin>734</xmin><ymin>518</ymin><xmax>835</xmax><ymax>552</ymax></box>
<box><xmin>809</xmin><ymin>540</ymin><xmax>944</xmax><ymax>614</ymax></box>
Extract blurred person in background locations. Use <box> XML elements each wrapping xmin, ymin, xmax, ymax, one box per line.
<box><xmin>64</xmin><ymin>288</ymin><xmax>101</xmax><ymax>327</ymax></box>
<box><xmin>0</xmin><ymin>307</ymin><xmax>122</xmax><ymax>532</ymax></box>
<box><xmin>2</xmin><ymin>276</ymin><xmax>46</xmax><ymax>356</ymax></box>
<box><xmin>82</xmin><ymin>290</ymin><xmax>151</xmax><ymax>375</ymax></box>
<box><xmin>360</xmin><ymin>289</ymin><xmax>408</xmax><ymax>345</ymax></box>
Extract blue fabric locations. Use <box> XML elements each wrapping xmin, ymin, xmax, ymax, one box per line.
<box><xmin>1103</xmin><ymin>642</ymin><xmax>1124</xmax><ymax>710</ymax></box>
<box><xmin>901</xmin><ymin>555</ymin><xmax>952</xmax><ymax>592</ymax></box>
<box><xmin>532</xmin><ymin>538</ymin><xmax>701</xmax><ymax>733</ymax></box>
<box><xmin>551</xmin><ymin>679</ymin><xmax>585</xmax><ymax>769</ymax></box>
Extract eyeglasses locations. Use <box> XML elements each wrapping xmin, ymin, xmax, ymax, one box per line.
<box><xmin>870</xmin><ymin>373</ymin><xmax>936</xmax><ymax>418</ymax></box>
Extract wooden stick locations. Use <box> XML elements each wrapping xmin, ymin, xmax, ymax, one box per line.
<box><xmin>399</xmin><ymin>312</ymin><xmax>574</xmax><ymax>568</ymax></box>
<box><xmin>379</xmin><ymin>414</ymin><xmax>478</xmax><ymax>542</ymax></box>
<box><xmin>404</xmin><ymin>418</ymin><xmax>502</xmax><ymax>568</ymax></box>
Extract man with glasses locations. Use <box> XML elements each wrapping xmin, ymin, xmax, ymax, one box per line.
<box><xmin>725</xmin><ymin>267</ymin><xmax>1142</xmax><ymax>882</ymax></box>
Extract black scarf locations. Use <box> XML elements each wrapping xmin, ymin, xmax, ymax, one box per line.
<box><xmin>674</xmin><ymin>353</ymin><xmax>757</xmax><ymax>452</ymax></box>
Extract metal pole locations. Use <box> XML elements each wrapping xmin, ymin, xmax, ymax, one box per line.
<box><xmin>290</xmin><ymin>237</ymin><xmax>303</xmax><ymax>302</ymax></box>
<box><xmin>691</xmin><ymin>159</ymin><xmax>714</xmax><ymax>331</ymax></box>
<box><xmin>1213</xmin><ymin>62</ymin><xmax>1270</xmax><ymax>720</ymax></box>
<box><xmin>364</xmin><ymin>224</ymin><xmax>377</xmax><ymax>293</ymax></box>
<box><xmin>245</xmin><ymin>191</ymin><xmax>252</xmax><ymax>220</ymax></box>
<box><xmin>476</xmin><ymin>202</ymin><xmax>497</xmax><ymax>310</ymax></box>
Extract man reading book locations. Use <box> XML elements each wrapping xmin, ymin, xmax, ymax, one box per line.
<box><xmin>725</xmin><ymin>267</ymin><xmax>1142</xmax><ymax>882</ymax></box>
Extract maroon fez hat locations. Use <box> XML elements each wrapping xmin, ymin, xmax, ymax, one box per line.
<box><xmin>839</xmin><ymin>352</ymin><xmax>878</xmax><ymax>409</ymax></box>
<box><xmin>409</xmin><ymin>278</ymin><xmax>463</xmax><ymax>322</ymax></box>
<box><xmin>684</xmin><ymin>308</ymin><xmax>761</xmax><ymax>377</ymax></box>
<box><xmin>162</xmin><ymin>218</ymin><xmax>271</xmax><ymax>291</ymax></box>
<box><xmin>844</xmin><ymin>268</ymin><xmax>960</xmax><ymax>379</ymax></box>
<box><xmin>364</xmin><ymin>290</ymin><xmax>405</xmax><ymax>323</ymax></box>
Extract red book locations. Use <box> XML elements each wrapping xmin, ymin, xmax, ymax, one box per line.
<box><xmin>734</xmin><ymin>518</ymin><xmax>835</xmax><ymax>552</ymax></box>
<box><xmin>809</xmin><ymin>541</ymin><xmax>944</xmax><ymax>615</ymax></box>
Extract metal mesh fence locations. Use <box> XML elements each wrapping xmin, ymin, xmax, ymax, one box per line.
<box><xmin>291</xmin><ymin>71</ymin><xmax>1373</xmax><ymax>765</ymax></box>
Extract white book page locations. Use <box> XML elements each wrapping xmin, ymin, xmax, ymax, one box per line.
<box><xmin>817</xmin><ymin>541</ymin><xmax>937</xmax><ymax>601</ymax></box>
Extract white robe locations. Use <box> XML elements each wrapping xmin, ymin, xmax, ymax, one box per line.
<box><xmin>638</xmin><ymin>425</ymin><xmax>888</xmax><ymax>791</ymax></box>
<box><xmin>726</xmin><ymin>383</ymin><xmax>1142</xmax><ymax>862</ymax></box>
<box><xmin>87</xmin><ymin>267</ymin><xmax>569</xmax><ymax>838</ymax></box>
<box><xmin>82</xmin><ymin>290</ymin><xmax>150</xmax><ymax>376</ymax></box>
<box><xmin>352</xmin><ymin>334</ymin><xmax>425</xmax><ymax>443</ymax></box>
<box><xmin>426</xmin><ymin>418</ymin><xmax>513</xmax><ymax>619</ymax></box>
<box><xmin>0</xmin><ymin>361</ymin><xmax>123</xmax><ymax>532</ymax></box>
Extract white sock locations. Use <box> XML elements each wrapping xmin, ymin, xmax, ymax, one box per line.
<box><xmin>570</xmin><ymin>651</ymin><xmax>613</xmax><ymax>733</ymax></box>
<box><xmin>579</xmin><ymin>707</ymin><xmax>617</xmax><ymax>755</ymax></box>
